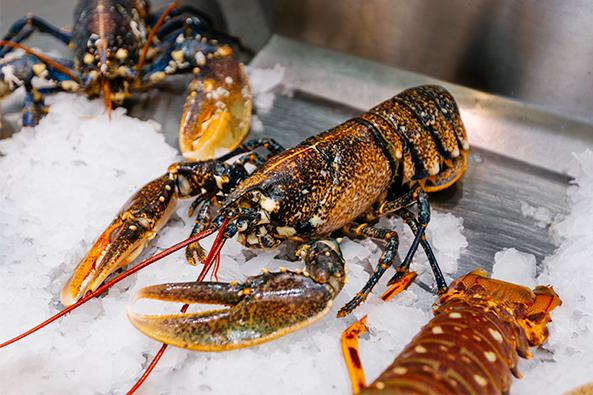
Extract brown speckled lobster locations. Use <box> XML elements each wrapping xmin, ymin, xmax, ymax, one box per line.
<box><xmin>342</xmin><ymin>269</ymin><xmax>561</xmax><ymax>394</ymax></box>
<box><xmin>0</xmin><ymin>0</ymin><xmax>251</xmax><ymax>160</ymax></box>
<box><xmin>1</xmin><ymin>85</ymin><xmax>469</xmax><ymax>390</ymax></box>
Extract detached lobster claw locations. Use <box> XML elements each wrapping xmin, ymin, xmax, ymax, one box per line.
<box><xmin>129</xmin><ymin>240</ymin><xmax>346</xmax><ymax>351</ymax></box>
<box><xmin>179</xmin><ymin>57</ymin><xmax>252</xmax><ymax>161</ymax></box>
<box><xmin>60</xmin><ymin>175</ymin><xmax>178</xmax><ymax>306</ymax></box>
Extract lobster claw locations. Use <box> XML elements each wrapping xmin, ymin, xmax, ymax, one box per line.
<box><xmin>179</xmin><ymin>57</ymin><xmax>252</xmax><ymax>161</ymax></box>
<box><xmin>60</xmin><ymin>175</ymin><xmax>178</xmax><ymax>306</ymax></box>
<box><xmin>128</xmin><ymin>271</ymin><xmax>335</xmax><ymax>351</ymax></box>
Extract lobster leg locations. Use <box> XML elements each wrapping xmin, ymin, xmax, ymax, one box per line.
<box><xmin>396</xmin><ymin>208</ymin><xmax>447</xmax><ymax>292</ymax></box>
<box><xmin>185</xmin><ymin>197</ymin><xmax>213</xmax><ymax>266</ymax></box>
<box><xmin>0</xmin><ymin>15</ymin><xmax>71</xmax><ymax>58</ymax></box>
<box><xmin>0</xmin><ymin>53</ymin><xmax>77</xmax><ymax>126</ymax></box>
<box><xmin>341</xmin><ymin>317</ymin><xmax>369</xmax><ymax>394</ymax></box>
<box><xmin>337</xmin><ymin>224</ymin><xmax>409</xmax><ymax>317</ymax></box>
<box><xmin>378</xmin><ymin>187</ymin><xmax>447</xmax><ymax>292</ymax></box>
<box><xmin>22</xmin><ymin>84</ymin><xmax>48</xmax><ymax>126</ymax></box>
<box><xmin>184</xmin><ymin>151</ymin><xmax>268</xmax><ymax>265</ymax></box>
<box><xmin>129</xmin><ymin>239</ymin><xmax>346</xmax><ymax>351</ymax></box>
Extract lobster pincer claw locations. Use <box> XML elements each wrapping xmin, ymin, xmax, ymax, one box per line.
<box><xmin>128</xmin><ymin>239</ymin><xmax>346</xmax><ymax>351</ymax></box>
<box><xmin>179</xmin><ymin>57</ymin><xmax>252</xmax><ymax>161</ymax></box>
<box><xmin>60</xmin><ymin>174</ymin><xmax>179</xmax><ymax>306</ymax></box>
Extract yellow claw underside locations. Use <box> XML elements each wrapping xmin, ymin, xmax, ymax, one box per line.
<box><xmin>179</xmin><ymin>61</ymin><xmax>253</xmax><ymax>161</ymax></box>
<box><xmin>127</xmin><ymin>303</ymin><xmax>333</xmax><ymax>352</ymax></box>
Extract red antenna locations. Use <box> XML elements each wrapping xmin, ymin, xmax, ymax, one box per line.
<box><xmin>137</xmin><ymin>2</ymin><xmax>178</xmax><ymax>72</ymax></box>
<box><xmin>127</xmin><ymin>219</ymin><xmax>229</xmax><ymax>394</ymax></box>
<box><xmin>0</xmin><ymin>227</ymin><xmax>215</xmax><ymax>349</ymax></box>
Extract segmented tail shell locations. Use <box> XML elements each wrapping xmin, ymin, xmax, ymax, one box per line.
<box><xmin>361</xmin><ymin>85</ymin><xmax>469</xmax><ymax>185</ymax></box>
<box><xmin>362</xmin><ymin>270</ymin><xmax>561</xmax><ymax>394</ymax></box>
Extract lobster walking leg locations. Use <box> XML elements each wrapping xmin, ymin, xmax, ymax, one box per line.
<box><xmin>338</xmin><ymin>186</ymin><xmax>446</xmax><ymax>316</ymax></box>
<box><xmin>396</xmin><ymin>208</ymin><xmax>446</xmax><ymax>292</ymax></box>
<box><xmin>379</xmin><ymin>188</ymin><xmax>447</xmax><ymax>292</ymax></box>
<box><xmin>185</xmin><ymin>198</ymin><xmax>213</xmax><ymax>266</ymax></box>
<box><xmin>0</xmin><ymin>15</ymin><xmax>71</xmax><ymax>58</ymax></box>
<box><xmin>22</xmin><ymin>84</ymin><xmax>48</xmax><ymax>126</ymax></box>
<box><xmin>129</xmin><ymin>239</ymin><xmax>346</xmax><ymax>351</ymax></box>
<box><xmin>338</xmin><ymin>224</ymin><xmax>402</xmax><ymax>317</ymax></box>
<box><xmin>0</xmin><ymin>53</ymin><xmax>77</xmax><ymax>126</ymax></box>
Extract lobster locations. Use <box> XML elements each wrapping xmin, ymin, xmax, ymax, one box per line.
<box><xmin>342</xmin><ymin>269</ymin><xmax>561</xmax><ymax>394</ymax></box>
<box><xmin>1</xmin><ymin>85</ymin><xmax>469</xmax><ymax>390</ymax></box>
<box><xmin>0</xmin><ymin>0</ymin><xmax>252</xmax><ymax>160</ymax></box>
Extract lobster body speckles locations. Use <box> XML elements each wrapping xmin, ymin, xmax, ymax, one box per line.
<box><xmin>344</xmin><ymin>270</ymin><xmax>561</xmax><ymax>395</ymax></box>
<box><xmin>227</xmin><ymin>85</ymin><xmax>469</xmax><ymax>244</ymax></box>
<box><xmin>72</xmin><ymin>0</ymin><xmax>146</xmax><ymax>90</ymax></box>
<box><xmin>226</xmin><ymin>119</ymin><xmax>394</xmax><ymax>237</ymax></box>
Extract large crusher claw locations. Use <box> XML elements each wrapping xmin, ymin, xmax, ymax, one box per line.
<box><xmin>129</xmin><ymin>239</ymin><xmax>346</xmax><ymax>351</ymax></box>
<box><xmin>179</xmin><ymin>57</ymin><xmax>252</xmax><ymax>161</ymax></box>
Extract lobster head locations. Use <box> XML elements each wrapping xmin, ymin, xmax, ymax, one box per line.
<box><xmin>442</xmin><ymin>269</ymin><xmax>562</xmax><ymax>349</ymax></box>
<box><xmin>74</xmin><ymin>14</ymin><xmax>143</xmax><ymax>108</ymax></box>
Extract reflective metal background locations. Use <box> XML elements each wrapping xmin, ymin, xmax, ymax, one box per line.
<box><xmin>257</xmin><ymin>0</ymin><xmax>593</xmax><ymax>123</ymax></box>
<box><xmin>3</xmin><ymin>0</ymin><xmax>593</xmax><ymax>124</ymax></box>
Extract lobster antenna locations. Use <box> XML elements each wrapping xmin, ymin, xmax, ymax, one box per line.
<box><xmin>127</xmin><ymin>219</ymin><xmax>229</xmax><ymax>394</ymax></box>
<box><xmin>137</xmin><ymin>1</ymin><xmax>178</xmax><ymax>73</ymax></box>
<box><xmin>0</xmin><ymin>40</ymin><xmax>79</xmax><ymax>82</ymax></box>
<box><xmin>0</xmin><ymin>228</ymin><xmax>215</xmax><ymax>349</ymax></box>
<box><xmin>101</xmin><ymin>77</ymin><xmax>112</xmax><ymax>119</ymax></box>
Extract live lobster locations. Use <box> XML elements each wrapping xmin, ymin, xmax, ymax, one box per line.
<box><xmin>1</xmin><ymin>85</ymin><xmax>470</xmax><ymax>391</ymax></box>
<box><xmin>0</xmin><ymin>0</ymin><xmax>252</xmax><ymax>159</ymax></box>
<box><xmin>342</xmin><ymin>269</ymin><xmax>561</xmax><ymax>394</ymax></box>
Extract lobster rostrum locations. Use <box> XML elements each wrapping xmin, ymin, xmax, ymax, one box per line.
<box><xmin>0</xmin><ymin>0</ymin><xmax>252</xmax><ymax>159</ymax></box>
<box><xmin>342</xmin><ymin>269</ymin><xmax>562</xmax><ymax>394</ymax></box>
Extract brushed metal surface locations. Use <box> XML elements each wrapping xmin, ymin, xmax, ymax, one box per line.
<box><xmin>258</xmin><ymin>0</ymin><xmax>593</xmax><ymax>123</ymax></box>
<box><xmin>253</xmin><ymin>36</ymin><xmax>593</xmax><ymax>175</ymax></box>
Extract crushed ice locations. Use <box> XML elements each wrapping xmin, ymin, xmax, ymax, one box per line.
<box><xmin>510</xmin><ymin>150</ymin><xmax>593</xmax><ymax>394</ymax></box>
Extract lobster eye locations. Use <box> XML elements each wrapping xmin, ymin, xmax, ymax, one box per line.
<box><xmin>177</xmin><ymin>174</ymin><xmax>192</xmax><ymax>196</ymax></box>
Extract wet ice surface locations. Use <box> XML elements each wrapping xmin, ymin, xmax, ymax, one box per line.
<box><xmin>0</xmin><ymin>93</ymin><xmax>465</xmax><ymax>394</ymax></box>
<box><xmin>510</xmin><ymin>150</ymin><xmax>593</xmax><ymax>394</ymax></box>
<box><xmin>492</xmin><ymin>248</ymin><xmax>537</xmax><ymax>289</ymax></box>
<box><xmin>247</xmin><ymin>64</ymin><xmax>286</xmax><ymax>134</ymax></box>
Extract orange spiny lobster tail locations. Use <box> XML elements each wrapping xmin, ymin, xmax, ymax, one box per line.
<box><xmin>343</xmin><ymin>269</ymin><xmax>561</xmax><ymax>394</ymax></box>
